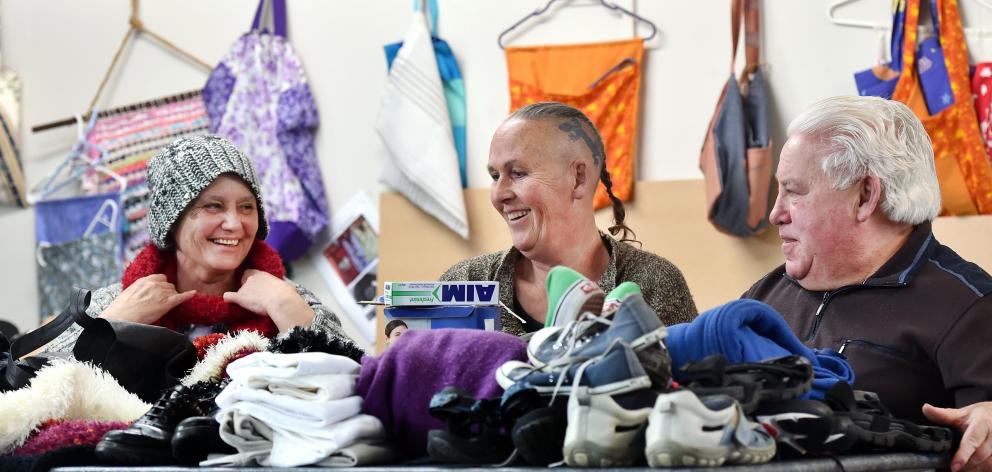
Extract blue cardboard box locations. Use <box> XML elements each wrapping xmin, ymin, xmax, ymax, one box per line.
<box><xmin>384</xmin><ymin>305</ymin><xmax>501</xmax><ymax>332</ymax></box>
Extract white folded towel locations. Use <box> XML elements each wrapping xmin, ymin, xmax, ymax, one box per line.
<box><xmin>217</xmin><ymin>396</ymin><xmax>363</xmax><ymax>431</ymax></box>
<box><xmin>203</xmin><ymin>409</ymin><xmax>386</xmax><ymax>468</ymax></box>
<box><xmin>226</xmin><ymin>351</ymin><xmax>360</xmax><ymax>379</ymax></box>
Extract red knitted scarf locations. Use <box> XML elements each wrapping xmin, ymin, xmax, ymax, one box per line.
<box><xmin>122</xmin><ymin>241</ymin><xmax>282</xmax><ymax>339</ymax></box>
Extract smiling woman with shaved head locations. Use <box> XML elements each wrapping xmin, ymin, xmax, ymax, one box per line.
<box><xmin>441</xmin><ymin>102</ymin><xmax>697</xmax><ymax>335</ymax></box>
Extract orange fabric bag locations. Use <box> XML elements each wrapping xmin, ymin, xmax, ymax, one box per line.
<box><xmin>892</xmin><ymin>0</ymin><xmax>992</xmax><ymax>214</ymax></box>
<box><xmin>506</xmin><ymin>39</ymin><xmax>644</xmax><ymax>209</ymax></box>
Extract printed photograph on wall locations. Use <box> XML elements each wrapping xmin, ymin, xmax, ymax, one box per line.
<box><xmin>312</xmin><ymin>192</ymin><xmax>378</xmax><ymax>344</ymax></box>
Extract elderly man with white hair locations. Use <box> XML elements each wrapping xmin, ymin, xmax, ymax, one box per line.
<box><xmin>745</xmin><ymin>96</ymin><xmax>992</xmax><ymax>472</ymax></box>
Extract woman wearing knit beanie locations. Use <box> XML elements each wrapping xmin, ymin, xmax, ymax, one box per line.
<box><xmin>44</xmin><ymin>135</ymin><xmax>360</xmax><ymax>358</ymax></box>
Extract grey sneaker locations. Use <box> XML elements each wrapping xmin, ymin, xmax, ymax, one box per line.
<box><xmin>645</xmin><ymin>390</ymin><xmax>776</xmax><ymax>467</ymax></box>
<box><xmin>561</xmin><ymin>340</ymin><xmax>657</xmax><ymax>467</ymax></box>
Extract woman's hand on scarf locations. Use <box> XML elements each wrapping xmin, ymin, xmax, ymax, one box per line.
<box><xmin>224</xmin><ymin>269</ymin><xmax>315</xmax><ymax>332</ymax></box>
<box><xmin>101</xmin><ymin>274</ymin><xmax>196</xmax><ymax>324</ymax></box>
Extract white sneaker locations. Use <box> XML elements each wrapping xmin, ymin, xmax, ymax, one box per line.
<box><xmin>561</xmin><ymin>341</ymin><xmax>656</xmax><ymax>467</ymax></box>
<box><xmin>645</xmin><ymin>390</ymin><xmax>776</xmax><ymax>467</ymax></box>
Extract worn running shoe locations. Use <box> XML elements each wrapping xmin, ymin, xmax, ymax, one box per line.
<box><xmin>645</xmin><ymin>389</ymin><xmax>776</xmax><ymax>467</ymax></box>
<box><xmin>560</xmin><ymin>340</ymin><xmax>657</xmax><ymax>467</ymax></box>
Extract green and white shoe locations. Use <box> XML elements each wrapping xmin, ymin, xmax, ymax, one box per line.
<box><xmin>544</xmin><ymin>266</ymin><xmax>604</xmax><ymax>328</ymax></box>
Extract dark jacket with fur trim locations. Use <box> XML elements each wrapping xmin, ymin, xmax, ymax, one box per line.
<box><xmin>744</xmin><ymin>222</ymin><xmax>992</xmax><ymax>423</ymax></box>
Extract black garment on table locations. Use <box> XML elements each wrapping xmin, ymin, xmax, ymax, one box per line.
<box><xmin>512</xmin><ymin>297</ymin><xmax>545</xmax><ymax>333</ymax></box>
<box><xmin>73</xmin><ymin>317</ymin><xmax>197</xmax><ymax>404</ymax></box>
<box><xmin>0</xmin><ymin>445</ymin><xmax>103</xmax><ymax>472</ymax></box>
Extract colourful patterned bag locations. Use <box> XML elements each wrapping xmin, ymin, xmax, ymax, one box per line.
<box><xmin>892</xmin><ymin>0</ymin><xmax>992</xmax><ymax>214</ymax></box>
<box><xmin>82</xmin><ymin>91</ymin><xmax>209</xmax><ymax>261</ymax></box>
<box><xmin>204</xmin><ymin>0</ymin><xmax>329</xmax><ymax>261</ymax></box>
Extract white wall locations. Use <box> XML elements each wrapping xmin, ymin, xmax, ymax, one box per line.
<box><xmin>2</xmin><ymin>0</ymin><xmax>991</xmax><ymax>349</ymax></box>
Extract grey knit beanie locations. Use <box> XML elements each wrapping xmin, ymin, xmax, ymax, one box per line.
<box><xmin>146</xmin><ymin>135</ymin><xmax>268</xmax><ymax>249</ymax></box>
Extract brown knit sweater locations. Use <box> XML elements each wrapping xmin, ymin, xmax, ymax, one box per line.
<box><xmin>439</xmin><ymin>233</ymin><xmax>698</xmax><ymax>336</ymax></box>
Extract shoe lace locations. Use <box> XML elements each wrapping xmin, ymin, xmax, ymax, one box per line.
<box><xmin>547</xmin><ymin>337</ymin><xmax>624</xmax><ymax>405</ymax></box>
<box><xmin>542</xmin><ymin>312</ymin><xmax>613</xmax><ymax>370</ymax></box>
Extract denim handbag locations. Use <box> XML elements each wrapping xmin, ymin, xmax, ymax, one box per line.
<box><xmin>700</xmin><ymin>0</ymin><xmax>773</xmax><ymax>238</ymax></box>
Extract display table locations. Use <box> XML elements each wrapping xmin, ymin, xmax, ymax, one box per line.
<box><xmin>52</xmin><ymin>452</ymin><xmax>949</xmax><ymax>472</ymax></box>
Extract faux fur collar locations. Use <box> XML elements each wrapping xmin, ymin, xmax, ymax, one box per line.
<box><xmin>0</xmin><ymin>360</ymin><xmax>150</xmax><ymax>454</ymax></box>
<box><xmin>122</xmin><ymin>241</ymin><xmax>283</xmax><ymax>338</ymax></box>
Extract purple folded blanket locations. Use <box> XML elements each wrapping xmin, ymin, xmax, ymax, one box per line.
<box><xmin>355</xmin><ymin>329</ymin><xmax>527</xmax><ymax>457</ymax></box>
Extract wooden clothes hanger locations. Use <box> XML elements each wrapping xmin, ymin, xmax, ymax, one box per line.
<box><xmin>31</xmin><ymin>0</ymin><xmax>212</xmax><ymax>133</ymax></box>
<box><xmin>497</xmin><ymin>0</ymin><xmax>659</xmax><ymax>49</ymax></box>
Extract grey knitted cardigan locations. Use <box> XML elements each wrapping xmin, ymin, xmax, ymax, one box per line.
<box><xmin>440</xmin><ymin>233</ymin><xmax>698</xmax><ymax>336</ymax></box>
<box><xmin>44</xmin><ymin>281</ymin><xmax>357</xmax><ymax>355</ymax></box>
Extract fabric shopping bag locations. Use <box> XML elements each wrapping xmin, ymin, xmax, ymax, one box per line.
<box><xmin>376</xmin><ymin>3</ymin><xmax>468</xmax><ymax>238</ymax></box>
<box><xmin>204</xmin><ymin>0</ymin><xmax>330</xmax><ymax>260</ymax></box>
<box><xmin>0</xmin><ymin>51</ymin><xmax>24</xmax><ymax>208</ymax></box>
<box><xmin>699</xmin><ymin>0</ymin><xmax>772</xmax><ymax>237</ymax></box>
<box><xmin>854</xmin><ymin>0</ymin><xmax>906</xmax><ymax>100</ymax></box>
<box><xmin>971</xmin><ymin>63</ymin><xmax>992</xmax><ymax>166</ymax></box>
<box><xmin>892</xmin><ymin>0</ymin><xmax>992</xmax><ymax>214</ymax></box>
<box><xmin>384</xmin><ymin>0</ymin><xmax>468</xmax><ymax>189</ymax></box>
<box><xmin>506</xmin><ymin>38</ymin><xmax>644</xmax><ymax>210</ymax></box>
<box><xmin>35</xmin><ymin>193</ymin><xmax>124</xmax><ymax>318</ymax></box>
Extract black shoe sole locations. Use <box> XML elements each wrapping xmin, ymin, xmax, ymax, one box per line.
<box><xmin>842</xmin><ymin>412</ymin><xmax>953</xmax><ymax>452</ymax></box>
<box><xmin>512</xmin><ymin>404</ymin><xmax>567</xmax><ymax>466</ymax></box>
<box><xmin>755</xmin><ymin>399</ymin><xmax>836</xmax><ymax>457</ymax></box>
<box><xmin>684</xmin><ymin>355</ymin><xmax>813</xmax><ymax>414</ymax></box>
<box><xmin>426</xmin><ymin>430</ymin><xmax>514</xmax><ymax>465</ymax></box>
<box><xmin>172</xmin><ymin>417</ymin><xmax>236</xmax><ymax>464</ymax></box>
<box><xmin>95</xmin><ymin>439</ymin><xmax>177</xmax><ymax>465</ymax></box>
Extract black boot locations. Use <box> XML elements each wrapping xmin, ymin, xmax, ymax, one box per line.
<box><xmin>95</xmin><ymin>381</ymin><xmax>221</xmax><ymax>465</ymax></box>
<box><xmin>171</xmin><ymin>413</ymin><xmax>237</xmax><ymax>464</ymax></box>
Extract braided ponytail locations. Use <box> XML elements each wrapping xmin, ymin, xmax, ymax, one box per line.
<box><xmin>600</xmin><ymin>161</ymin><xmax>638</xmax><ymax>244</ymax></box>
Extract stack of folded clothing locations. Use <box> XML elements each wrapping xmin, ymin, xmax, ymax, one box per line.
<box><xmin>202</xmin><ymin>351</ymin><xmax>393</xmax><ymax>467</ymax></box>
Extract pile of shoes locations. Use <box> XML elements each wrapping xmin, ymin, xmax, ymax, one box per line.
<box><xmin>424</xmin><ymin>265</ymin><xmax>954</xmax><ymax>467</ymax></box>
<box><xmin>427</xmin><ymin>267</ymin><xmax>775</xmax><ymax>467</ymax></box>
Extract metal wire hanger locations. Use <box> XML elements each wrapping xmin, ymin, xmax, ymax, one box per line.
<box><xmin>498</xmin><ymin>0</ymin><xmax>658</xmax><ymax>49</ymax></box>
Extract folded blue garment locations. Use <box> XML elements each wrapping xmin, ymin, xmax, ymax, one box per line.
<box><xmin>666</xmin><ymin>299</ymin><xmax>855</xmax><ymax>400</ymax></box>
